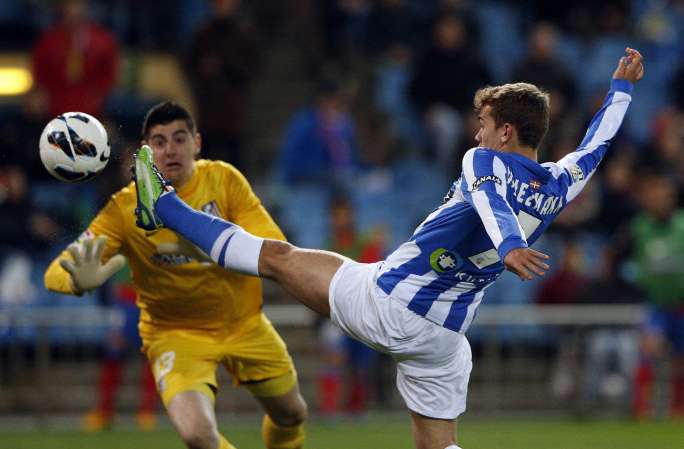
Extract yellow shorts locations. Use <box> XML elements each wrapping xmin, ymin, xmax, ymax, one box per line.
<box><xmin>143</xmin><ymin>313</ymin><xmax>297</xmax><ymax>407</ymax></box>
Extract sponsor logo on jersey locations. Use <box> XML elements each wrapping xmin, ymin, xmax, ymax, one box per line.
<box><xmin>430</xmin><ymin>248</ymin><xmax>463</xmax><ymax>273</ymax></box>
<box><xmin>472</xmin><ymin>175</ymin><xmax>502</xmax><ymax>190</ymax></box>
<box><xmin>152</xmin><ymin>253</ymin><xmax>194</xmax><ymax>266</ymax></box>
<box><xmin>505</xmin><ymin>167</ymin><xmax>563</xmax><ymax>215</ymax></box>
<box><xmin>453</xmin><ymin>271</ymin><xmax>501</xmax><ymax>285</ymax></box>
<box><xmin>569</xmin><ymin>164</ymin><xmax>584</xmax><ymax>182</ymax></box>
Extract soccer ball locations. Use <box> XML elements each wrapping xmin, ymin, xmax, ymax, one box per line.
<box><xmin>39</xmin><ymin>112</ymin><xmax>110</xmax><ymax>182</ymax></box>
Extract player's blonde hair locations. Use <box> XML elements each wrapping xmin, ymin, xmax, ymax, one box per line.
<box><xmin>474</xmin><ymin>82</ymin><xmax>550</xmax><ymax>149</ymax></box>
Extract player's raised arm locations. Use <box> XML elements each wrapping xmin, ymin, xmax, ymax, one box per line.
<box><xmin>554</xmin><ymin>48</ymin><xmax>644</xmax><ymax>202</ymax></box>
<box><xmin>44</xmin><ymin>197</ymin><xmax>126</xmax><ymax>295</ymax></box>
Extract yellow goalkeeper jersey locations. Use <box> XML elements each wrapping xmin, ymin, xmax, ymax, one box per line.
<box><xmin>44</xmin><ymin>160</ymin><xmax>285</xmax><ymax>339</ymax></box>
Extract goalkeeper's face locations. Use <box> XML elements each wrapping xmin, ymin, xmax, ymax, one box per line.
<box><xmin>144</xmin><ymin>120</ymin><xmax>201</xmax><ymax>188</ymax></box>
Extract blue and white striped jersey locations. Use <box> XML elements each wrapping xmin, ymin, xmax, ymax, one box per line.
<box><xmin>375</xmin><ymin>79</ymin><xmax>633</xmax><ymax>333</ymax></box>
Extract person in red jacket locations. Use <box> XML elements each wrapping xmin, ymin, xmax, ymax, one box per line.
<box><xmin>31</xmin><ymin>0</ymin><xmax>118</xmax><ymax>118</ymax></box>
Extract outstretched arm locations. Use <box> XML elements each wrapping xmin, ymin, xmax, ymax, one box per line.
<box><xmin>553</xmin><ymin>48</ymin><xmax>644</xmax><ymax>202</ymax></box>
<box><xmin>44</xmin><ymin>198</ymin><xmax>126</xmax><ymax>295</ymax></box>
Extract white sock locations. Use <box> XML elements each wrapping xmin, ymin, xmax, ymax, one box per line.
<box><xmin>209</xmin><ymin>226</ymin><xmax>264</xmax><ymax>275</ymax></box>
<box><xmin>156</xmin><ymin>192</ymin><xmax>263</xmax><ymax>275</ymax></box>
<box><xmin>445</xmin><ymin>445</ymin><xmax>462</xmax><ymax>449</ymax></box>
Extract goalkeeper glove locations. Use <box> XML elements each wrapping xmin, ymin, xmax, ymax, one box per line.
<box><xmin>59</xmin><ymin>236</ymin><xmax>126</xmax><ymax>294</ymax></box>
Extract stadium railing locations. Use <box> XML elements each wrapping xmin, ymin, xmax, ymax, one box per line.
<box><xmin>0</xmin><ymin>304</ymin><xmax>645</xmax><ymax>417</ymax></box>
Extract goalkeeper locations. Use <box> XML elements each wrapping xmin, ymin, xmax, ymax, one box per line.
<box><xmin>45</xmin><ymin>102</ymin><xmax>307</xmax><ymax>449</ymax></box>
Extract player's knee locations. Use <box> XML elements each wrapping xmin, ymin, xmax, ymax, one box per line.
<box><xmin>177</xmin><ymin>424</ymin><xmax>220</xmax><ymax>449</ymax></box>
<box><xmin>271</xmin><ymin>397</ymin><xmax>308</xmax><ymax>427</ymax></box>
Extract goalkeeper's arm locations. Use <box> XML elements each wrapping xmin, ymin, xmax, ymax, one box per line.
<box><xmin>45</xmin><ymin>236</ymin><xmax>125</xmax><ymax>295</ymax></box>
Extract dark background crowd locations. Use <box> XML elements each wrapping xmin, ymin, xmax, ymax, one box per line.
<box><xmin>1</xmin><ymin>0</ymin><xmax>684</xmax><ymax>420</ymax></box>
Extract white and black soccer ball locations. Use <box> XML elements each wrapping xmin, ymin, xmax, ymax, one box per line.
<box><xmin>39</xmin><ymin>112</ymin><xmax>110</xmax><ymax>182</ymax></box>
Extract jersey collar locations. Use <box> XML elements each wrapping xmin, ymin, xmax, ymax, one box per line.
<box><xmin>505</xmin><ymin>152</ymin><xmax>552</xmax><ymax>183</ymax></box>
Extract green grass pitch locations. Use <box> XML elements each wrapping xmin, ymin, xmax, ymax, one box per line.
<box><xmin>1</xmin><ymin>416</ymin><xmax>681</xmax><ymax>449</ymax></box>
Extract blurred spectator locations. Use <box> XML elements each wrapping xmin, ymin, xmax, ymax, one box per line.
<box><xmin>641</xmin><ymin>108</ymin><xmax>684</xmax><ymax>203</ymax></box>
<box><xmin>622</xmin><ymin>172</ymin><xmax>684</xmax><ymax>419</ymax></box>
<box><xmin>355</xmin><ymin>111</ymin><xmax>405</xmax><ymax>169</ymax></box>
<box><xmin>0</xmin><ymin>90</ymin><xmax>55</xmax><ymax>181</ymax></box>
<box><xmin>277</xmin><ymin>76</ymin><xmax>361</xmax><ymax>187</ymax></box>
<box><xmin>530</xmin><ymin>0</ymin><xmax>631</xmax><ymax>37</ymax></box>
<box><xmin>0</xmin><ymin>166</ymin><xmax>64</xmax><ymax>305</ymax></box>
<box><xmin>409</xmin><ymin>13</ymin><xmax>491</xmax><ymax>168</ymax></box>
<box><xmin>511</xmin><ymin>23</ymin><xmax>577</xmax><ymax>118</ymax></box>
<box><xmin>364</xmin><ymin>0</ymin><xmax>423</xmax><ymax>57</ymax></box>
<box><xmin>544</xmin><ymin>136</ymin><xmax>601</xmax><ymax>235</ymax></box>
<box><xmin>319</xmin><ymin>0</ymin><xmax>371</xmax><ymax>63</ymax></box>
<box><xmin>554</xmin><ymin>182</ymin><xmax>602</xmax><ymax>232</ymax></box>
<box><xmin>535</xmin><ymin>237</ymin><xmax>588</xmax><ymax>305</ymax></box>
<box><xmin>531</xmin><ymin>237</ymin><xmax>587</xmax><ymax>400</ymax></box>
<box><xmin>317</xmin><ymin>195</ymin><xmax>384</xmax><ymax>416</ymax></box>
<box><xmin>97</xmin><ymin>0</ymin><xmax>184</xmax><ymax>50</ymax></box>
<box><xmin>82</xmin><ymin>265</ymin><xmax>157</xmax><ymax>432</ymax></box>
<box><xmin>373</xmin><ymin>42</ymin><xmax>426</xmax><ymax>148</ymax></box>
<box><xmin>0</xmin><ymin>166</ymin><xmax>62</xmax><ymax>255</ymax></box>
<box><xmin>673</xmin><ymin>62</ymin><xmax>684</xmax><ymax>111</ymax></box>
<box><xmin>594</xmin><ymin>151</ymin><xmax>638</xmax><ymax>236</ymax></box>
<box><xmin>31</xmin><ymin>0</ymin><xmax>119</xmax><ymax>118</ymax></box>
<box><xmin>0</xmin><ymin>0</ymin><xmax>42</xmax><ymax>49</ymax></box>
<box><xmin>576</xmin><ymin>244</ymin><xmax>642</xmax><ymax>410</ymax></box>
<box><xmin>185</xmin><ymin>0</ymin><xmax>261</xmax><ymax>169</ymax></box>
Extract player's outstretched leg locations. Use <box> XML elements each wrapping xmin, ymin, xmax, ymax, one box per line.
<box><xmin>133</xmin><ymin>145</ymin><xmax>345</xmax><ymax>316</ymax></box>
<box><xmin>134</xmin><ymin>145</ymin><xmax>264</xmax><ymax>275</ymax></box>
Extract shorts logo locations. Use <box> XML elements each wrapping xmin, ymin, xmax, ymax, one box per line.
<box><xmin>430</xmin><ymin>248</ymin><xmax>462</xmax><ymax>273</ymax></box>
<box><xmin>472</xmin><ymin>175</ymin><xmax>502</xmax><ymax>190</ymax></box>
<box><xmin>154</xmin><ymin>351</ymin><xmax>176</xmax><ymax>393</ymax></box>
<box><xmin>569</xmin><ymin>164</ymin><xmax>584</xmax><ymax>183</ymax></box>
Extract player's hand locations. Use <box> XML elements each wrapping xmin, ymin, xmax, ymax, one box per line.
<box><xmin>612</xmin><ymin>47</ymin><xmax>644</xmax><ymax>84</ymax></box>
<box><xmin>503</xmin><ymin>247</ymin><xmax>550</xmax><ymax>281</ymax></box>
<box><xmin>156</xmin><ymin>237</ymin><xmax>213</xmax><ymax>264</ymax></box>
<box><xmin>59</xmin><ymin>236</ymin><xmax>126</xmax><ymax>294</ymax></box>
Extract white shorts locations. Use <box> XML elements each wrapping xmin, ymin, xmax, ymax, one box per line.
<box><xmin>329</xmin><ymin>261</ymin><xmax>472</xmax><ymax>419</ymax></box>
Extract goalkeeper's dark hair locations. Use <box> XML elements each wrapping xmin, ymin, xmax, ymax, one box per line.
<box><xmin>142</xmin><ymin>101</ymin><xmax>195</xmax><ymax>139</ymax></box>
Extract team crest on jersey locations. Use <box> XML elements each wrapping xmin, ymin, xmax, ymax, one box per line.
<box><xmin>569</xmin><ymin>164</ymin><xmax>584</xmax><ymax>183</ymax></box>
<box><xmin>201</xmin><ymin>201</ymin><xmax>220</xmax><ymax>217</ymax></box>
<box><xmin>472</xmin><ymin>175</ymin><xmax>502</xmax><ymax>190</ymax></box>
<box><xmin>430</xmin><ymin>248</ymin><xmax>463</xmax><ymax>273</ymax></box>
